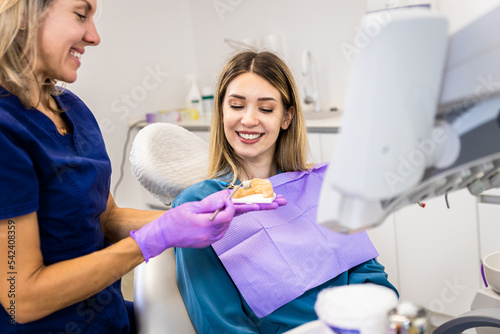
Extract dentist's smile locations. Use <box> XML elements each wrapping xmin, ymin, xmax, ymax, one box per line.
<box><xmin>69</xmin><ymin>50</ymin><xmax>82</xmax><ymax>60</ymax></box>
<box><xmin>69</xmin><ymin>48</ymin><xmax>84</xmax><ymax>67</ymax></box>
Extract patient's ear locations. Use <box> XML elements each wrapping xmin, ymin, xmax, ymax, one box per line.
<box><xmin>281</xmin><ymin>106</ymin><xmax>295</xmax><ymax>130</ymax></box>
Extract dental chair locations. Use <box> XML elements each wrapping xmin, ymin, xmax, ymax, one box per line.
<box><xmin>130</xmin><ymin>122</ymin><xmax>210</xmax><ymax>334</ymax></box>
<box><xmin>133</xmin><ymin>250</ymin><xmax>195</xmax><ymax>334</ymax></box>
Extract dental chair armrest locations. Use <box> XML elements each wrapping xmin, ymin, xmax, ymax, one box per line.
<box><xmin>134</xmin><ymin>249</ymin><xmax>196</xmax><ymax>334</ymax></box>
<box><xmin>433</xmin><ymin>308</ymin><xmax>500</xmax><ymax>334</ymax></box>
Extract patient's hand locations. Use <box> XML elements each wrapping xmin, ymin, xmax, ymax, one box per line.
<box><xmin>234</xmin><ymin>194</ymin><xmax>286</xmax><ymax>216</ymax></box>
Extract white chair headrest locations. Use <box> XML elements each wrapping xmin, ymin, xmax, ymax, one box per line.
<box><xmin>130</xmin><ymin>123</ymin><xmax>209</xmax><ymax>205</ymax></box>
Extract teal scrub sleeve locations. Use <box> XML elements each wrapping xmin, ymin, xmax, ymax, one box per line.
<box><xmin>172</xmin><ymin>179</ymin><xmax>226</xmax><ymax>208</ymax></box>
<box><xmin>348</xmin><ymin>258</ymin><xmax>399</xmax><ymax>297</ymax></box>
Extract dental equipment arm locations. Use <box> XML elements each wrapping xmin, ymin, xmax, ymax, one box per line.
<box><xmin>317</xmin><ymin>7</ymin><xmax>500</xmax><ymax>233</ymax></box>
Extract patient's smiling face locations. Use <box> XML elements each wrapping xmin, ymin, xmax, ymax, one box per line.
<box><xmin>222</xmin><ymin>72</ymin><xmax>293</xmax><ymax>172</ymax></box>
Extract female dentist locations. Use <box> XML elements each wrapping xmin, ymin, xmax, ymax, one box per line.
<box><xmin>0</xmin><ymin>1</ymin><xmax>282</xmax><ymax>333</ymax></box>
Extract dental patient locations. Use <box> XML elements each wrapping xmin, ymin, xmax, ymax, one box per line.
<box><xmin>173</xmin><ymin>51</ymin><xmax>397</xmax><ymax>333</ymax></box>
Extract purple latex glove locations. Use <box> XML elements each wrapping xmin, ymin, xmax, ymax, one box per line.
<box><xmin>130</xmin><ymin>190</ymin><xmax>235</xmax><ymax>262</ymax></box>
<box><xmin>234</xmin><ymin>194</ymin><xmax>287</xmax><ymax>216</ymax></box>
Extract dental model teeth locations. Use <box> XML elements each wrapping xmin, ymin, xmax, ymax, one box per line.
<box><xmin>239</xmin><ymin>133</ymin><xmax>261</xmax><ymax>140</ymax></box>
<box><xmin>232</xmin><ymin>178</ymin><xmax>276</xmax><ymax>204</ymax></box>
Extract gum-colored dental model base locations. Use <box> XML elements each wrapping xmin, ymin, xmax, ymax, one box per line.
<box><xmin>232</xmin><ymin>178</ymin><xmax>276</xmax><ymax>204</ymax></box>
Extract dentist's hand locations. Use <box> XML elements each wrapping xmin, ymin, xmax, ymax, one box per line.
<box><xmin>130</xmin><ymin>190</ymin><xmax>235</xmax><ymax>262</ymax></box>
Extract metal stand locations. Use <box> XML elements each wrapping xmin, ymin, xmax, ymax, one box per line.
<box><xmin>433</xmin><ymin>308</ymin><xmax>500</xmax><ymax>334</ymax></box>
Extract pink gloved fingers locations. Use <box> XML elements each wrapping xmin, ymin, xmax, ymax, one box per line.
<box><xmin>209</xmin><ymin>199</ymin><xmax>235</xmax><ymax>226</ymax></box>
<box><xmin>192</xmin><ymin>189</ymin><xmax>232</xmax><ymax>214</ymax></box>
<box><xmin>161</xmin><ymin>199</ymin><xmax>234</xmax><ymax>248</ymax></box>
<box><xmin>233</xmin><ymin>194</ymin><xmax>287</xmax><ymax>216</ymax></box>
<box><xmin>233</xmin><ymin>203</ymin><xmax>262</xmax><ymax>216</ymax></box>
<box><xmin>256</xmin><ymin>195</ymin><xmax>287</xmax><ymax>210</ymax></box>
<box><xmin>274</xmin><ymin>194</ymin><xmax>287</xmax><ymax>206</ymax></box>
<box><xmin>130</xmin><ymin>194</ymin><xmax>236</xmax><ymax>262</ymax></box>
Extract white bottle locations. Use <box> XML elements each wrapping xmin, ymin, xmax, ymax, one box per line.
<box><xmin>201</xmin><ymin>86</ymin><xmax>215</xmax><ymax>115</ymax></box>
<box><xmin>186</xmin><ymin>76</ymin><xmax>202</xmax><ymax>114</ymax></box>
<box><xmin>315</xmin><ymin>284</ymin><xmax>398</xmax><ymax>333</ymax></box>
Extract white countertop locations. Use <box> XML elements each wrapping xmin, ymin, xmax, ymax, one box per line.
<box><xmin>131</xmin><ymin>111</ymin><xmax>342</xmax><ymax>133</ymax></box>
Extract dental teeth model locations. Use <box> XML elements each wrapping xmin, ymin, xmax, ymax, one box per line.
<box><xmin>232</xmin><ymin>178</ymin><xmax>276</xmax><ymax>204</ymax></box>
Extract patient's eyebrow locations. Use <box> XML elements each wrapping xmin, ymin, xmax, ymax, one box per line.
<box><xmin>257</xmin><ymin>97</ymin><xmax>277</xmax><ymax>102</ymax></box>
<box><xmin>228</xmin><ymin>94</ymin><xmax>277</xmax><ymax>102</ymax></box>
<box><xmin>77</xmin><ymin>0</ymin><xmax>93</xmax><ymax>12</ymax></box>
<box><xmin>228</xmin><ymin>94</ymin><xmax>246</xmax><ymax>100</ymax></box>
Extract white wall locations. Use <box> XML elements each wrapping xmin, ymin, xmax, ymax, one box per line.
<box><xmin>188</xmin><ymin>0</ymin><xmax>366</xmax><ymax>112</ymax></box>
<box><xmin>435</xmin><ymin>0</ymin><xmax>500</xmax><ymax>33</ymax></box>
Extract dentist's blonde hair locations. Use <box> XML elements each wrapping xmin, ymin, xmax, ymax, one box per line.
<box><xmin>209</xmin><ymin>51</ymin><xmax>311</xmax><ymax>183</ymax></box>
<box><xmin>0</xmin><ymin>0</ymin><xmax>60</xmax><ymax>113</ymax></box>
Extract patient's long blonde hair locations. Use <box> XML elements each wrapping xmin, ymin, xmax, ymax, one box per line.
<box><xmin>208</xmin><ymin>51</ymin><xmax>311</xmax><ymax>183</ymax></box>
<box><xmin>0</xmin><ymin>0</ymin><xmax>60</xmax><ymax>113</ymax></box>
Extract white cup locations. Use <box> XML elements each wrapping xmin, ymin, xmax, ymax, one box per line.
<box><xmin>315</xmin><ymin>284</ymin><xmax>398</xmax><ymax>334</ymax></box>
<box><xmin>484</xmin><ymin>250</ymin><xmax>500</xmax><ymax>293</ymax></box>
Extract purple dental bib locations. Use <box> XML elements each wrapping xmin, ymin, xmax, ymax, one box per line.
<box><xmin>212</xmin><ymin>163</ymin><xmax>379</xmax><ymax>318</ymax></box>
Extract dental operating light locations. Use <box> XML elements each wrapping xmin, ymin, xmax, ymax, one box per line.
<box><xmin>317</xmin><ymin>6</ymin><xmax>500</xmax><ymax>233</ymax></box>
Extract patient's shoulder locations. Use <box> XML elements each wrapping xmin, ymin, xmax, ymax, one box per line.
<box><xmin>172</xmin><ymin>179</ymin><xmax>226</xmax><ymax>207</ymax></box>
<box><xmin>293</xmin><ymin>162</ymin><xmax>329</xmax><ymax>178</ymax></box>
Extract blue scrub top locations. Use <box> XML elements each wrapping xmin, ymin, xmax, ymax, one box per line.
<box><xmin>0</xmin><ymin>88</ymin><xmax>130</xmax><ymax>333</ymax></box>
<box><xmin>173</xmin><ymin>179</ymin><xmax>398</xmax><ymax>334</ymax></box>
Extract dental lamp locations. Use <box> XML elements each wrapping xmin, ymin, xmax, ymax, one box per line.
<box><xmin>316</xmin><ymin>7</ymin><xmax>500</xmax><ymax>333</ymax></box>
<box><xmin>317</xmin><ymin>6</ymin><xmax>500</xmax><ymax>234</ymax></box>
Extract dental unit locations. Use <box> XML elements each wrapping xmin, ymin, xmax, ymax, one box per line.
<box><xmin>317</xmin><ymin>6</ymin><xmax>500</xmax><ymax>333</ymax></box>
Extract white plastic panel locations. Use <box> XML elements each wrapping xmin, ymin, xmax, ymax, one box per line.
<box><xmin>394</xmin><ymin>189</ymin><xmax>481</xmax><ymax>325</ymax></box>
<box><xmin>438</xmin><ymin>5</ymin><xmax>500</xmax><ymax>110</ymax></box>
<box><xmin>477</xmin><ymin>202</ymin><xmax>500</xmax><ymax>260</ymax></box>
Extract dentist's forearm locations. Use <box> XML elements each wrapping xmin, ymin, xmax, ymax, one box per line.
<box><xmin>99</xmin><ymin>192</ymin><xmax>165</xmax><ymax>243</ymax></box>
<box><xmin>15</xmin><ymin>237</ymin><xmax>143</xmax><ymax>324</ymax></box>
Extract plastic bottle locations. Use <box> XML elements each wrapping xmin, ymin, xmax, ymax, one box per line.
<box><xmin>388</xmin><ymin>302</ymin><xmax>431</xmax><ymax>334</ymax></box>
<box><xmin>201</xmin><ymin>86</ymin><xmax>215</xmax><ymax>115</ymax></box>
<box><xmin>315</xmin><ymin>284</ymin><xmax>398</xmax><ymax>333</ymax></box>
<box><xmin>186</xmin><ymin>76</ymin><xmax>203</xmax><ymax>114</ymax></box>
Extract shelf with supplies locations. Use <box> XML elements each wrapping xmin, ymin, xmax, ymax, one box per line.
<box><xmin>127</xmin><ymin>111</ymin><xmax>342</xmax><ymax>211</ymax></box>
<box><xmin>128</xmin><ymin>110</ymin><xmax>343</xmax><ymax>134</ymax></box>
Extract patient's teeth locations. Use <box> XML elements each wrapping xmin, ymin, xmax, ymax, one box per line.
<box><xmin>239</xmin><ymin>133</ymin><xmax>261</xmax><ymax>140</ymax></box>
